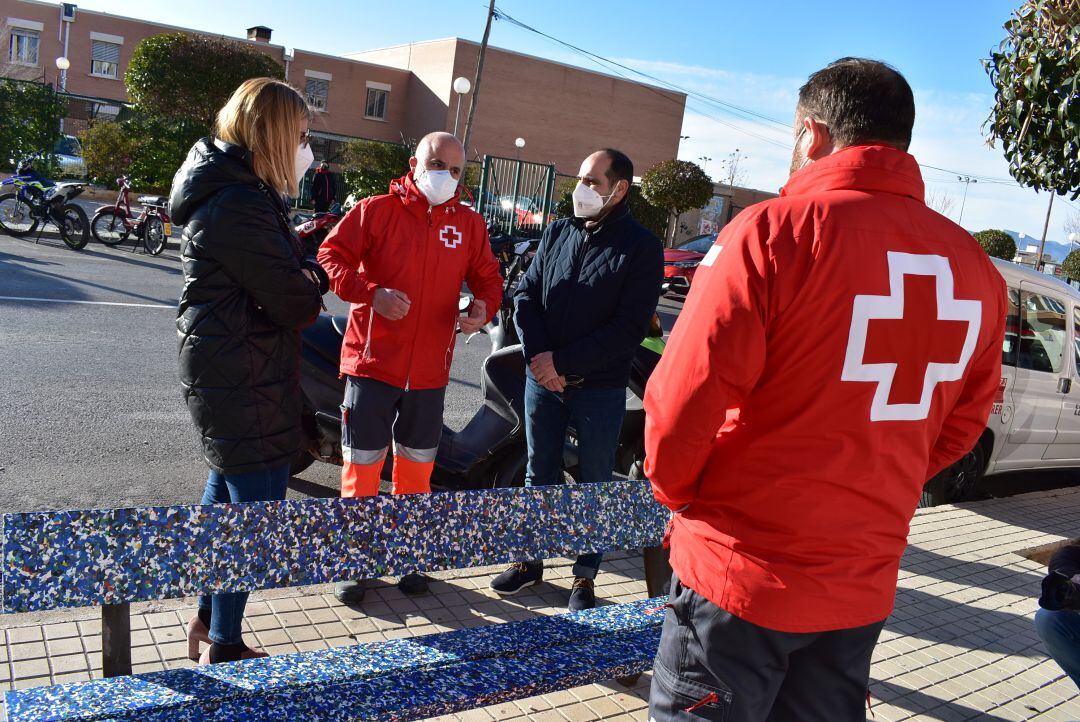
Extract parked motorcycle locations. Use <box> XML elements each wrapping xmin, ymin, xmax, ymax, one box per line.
<box><xmin>90</xmin><ymin>176</ymin><xmax>172</xmax><ymax>255</ymax></box>
<box><xmin>294</xmin><ymin>202</ymin><xmax>343</xmax><ymax>257</ymax></box>
<box><xmin>0</xmin><ymin>160</ymin><xmax>89</xmax><ymax>249</ymax></box>
<box><xmin>293</xmin><ymin>231</ymin><xmax>665</xmax><ymax>490</ymax></box>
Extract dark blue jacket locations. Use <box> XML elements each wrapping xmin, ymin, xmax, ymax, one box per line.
<box><xmin>514</xmin><ymin>203</ymin><xmax>663</xmax><ymax>389</ymax></box>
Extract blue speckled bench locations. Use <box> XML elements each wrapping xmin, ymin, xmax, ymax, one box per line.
<box><xmin>3</xmin><ymin>480</ymin><xmax>672</xmax><ymax>721</ymax></box>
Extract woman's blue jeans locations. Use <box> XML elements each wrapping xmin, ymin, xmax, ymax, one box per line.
<box><xmin>197</xmin><ymin>464</ymin><xmax>290</xmax><ymax>645</ymax></box>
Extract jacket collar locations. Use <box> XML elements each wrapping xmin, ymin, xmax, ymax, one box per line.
<box><xmin>389</xmin><ymin>172</ymin><xmax>463</xmax><ymax>218</ymax></box>
<box><xmin>780</xmin><ymin>145</ymin><xmax>925</xmax><ymax>202</ymax></box>
<box><xmin>572</xmin><ymin>200</ymin><xmax>632</xmax><ymax>234</ymax></box>
<box><xmin>212</xmin><ymin>138</ymin><xmax>256</xmax><ymax>172</ymax></box>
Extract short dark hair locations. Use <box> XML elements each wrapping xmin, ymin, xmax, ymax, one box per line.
<box><xmin>600</xmin><ymin>148</ymin><xmax>634</xmax><ymax>185</ymax></box>
<box><xmin>797</xmin><ymin>58</ymin><xmax>915</xmax><ymax>151</ymax></box>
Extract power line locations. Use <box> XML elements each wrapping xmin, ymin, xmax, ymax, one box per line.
<box><xmin>488</xmin><ymin>6</ymin><xmax>1036</xmax><ymax>191</ymax></box>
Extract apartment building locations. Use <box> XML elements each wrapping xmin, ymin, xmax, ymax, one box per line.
<box><xmin>1</xmin><ymin>0</ymin><xmax>686</xmax><ymax>175</ymax></box>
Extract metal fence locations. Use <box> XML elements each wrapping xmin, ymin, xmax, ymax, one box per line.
<box><xmin>476</xmin><ymin>155</ymin><xmax>557</xmax><ymax>238</ymax></box>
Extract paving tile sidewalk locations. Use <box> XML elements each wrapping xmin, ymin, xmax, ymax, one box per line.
<box><xmin>2</xmin><ymin>488</ymin><xmax>1079</xmax><ymax>721</ymax></box>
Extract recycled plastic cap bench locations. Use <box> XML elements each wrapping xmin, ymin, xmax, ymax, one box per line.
<box><xmin>2</xmin><ymin>480</ymin><xmax>672</xmax><ymax>721</ymax></box>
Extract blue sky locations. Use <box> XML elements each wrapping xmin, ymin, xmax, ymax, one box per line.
<box><xmin>62</xmin><ymin>0</ymin><xmax>1080</xmax><ymax>241</ymax></box>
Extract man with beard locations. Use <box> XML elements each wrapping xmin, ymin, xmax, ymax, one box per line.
<box><xmin>644</xmin><ymin>58</ymin><xmax>1006</xmax><ymax>720</ymax></box>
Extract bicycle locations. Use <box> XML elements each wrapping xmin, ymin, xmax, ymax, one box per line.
<box><xmin>90</xmin><ymin>176</ymin><xmax>172</xmax><ymax>255</ymax></box>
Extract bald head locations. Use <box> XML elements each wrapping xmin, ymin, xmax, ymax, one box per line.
<box><xmin>411</xmin><ymin>132</ymin><xmax>466</xmax><ymax>179</ymax></box>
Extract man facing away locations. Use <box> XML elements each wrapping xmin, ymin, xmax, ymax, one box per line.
<box><xmin>490</xmin><ymin>148</ymin><xmax>663</xmax><ymax>611</ymax></box>
<box><xmin>317</xmin><ymin>132</ymin><xmax>503</xmax><ymax>603</ymax></box>
<box><xmin>645</xmin><ymin>58</ymin><xmax>1007</xmax><ymax>720</ymax></box>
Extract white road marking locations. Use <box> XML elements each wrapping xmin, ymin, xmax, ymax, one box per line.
<box><xmin>0</xmin><ymin>296</ymin><xmax>173</xmax><ymax>309</ymax></box>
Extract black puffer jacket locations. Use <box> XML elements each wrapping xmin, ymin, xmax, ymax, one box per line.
<box><xmin>171</xmin><ymin>138</ymin><xmax>327</xmax><ymax>474</ymax></box>
<box><xmin>514</xmin><ymin>203</ymin><xmax>664</xmax><ymax>388</ymax></box>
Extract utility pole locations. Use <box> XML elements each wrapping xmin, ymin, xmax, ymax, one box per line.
<box><xmin>461</xmin><ymin>0</ymin><xmax>495</xmax><ymax>162</ymax></box>
<box><xmin>957</xmin><ymin>175</ymin><xmax>977</xmax><ymax>225</ymax></box>
<box><xmin>1037</xmin><ymin>193</ymin><xmax>1055</xmax><ymax>272</ymax></box>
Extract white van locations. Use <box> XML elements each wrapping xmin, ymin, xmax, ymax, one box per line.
<box><xmin>929</xmin><ymin>258</ymin><xmax>1080</xmax><ymax>505</ymax></box>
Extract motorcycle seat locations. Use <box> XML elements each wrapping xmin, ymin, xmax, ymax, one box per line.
<box><xmin>138</xmin><ymin>195</ymin><xmax>168</xmax><ymax>207</ymax></box>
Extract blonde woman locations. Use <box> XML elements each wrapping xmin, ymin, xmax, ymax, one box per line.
<box><xmin>170</xmin><ymin>78</ymin><xmax>327</xmax><ymax>664</ymax></box>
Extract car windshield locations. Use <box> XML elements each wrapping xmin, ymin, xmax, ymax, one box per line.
<box><xmin>677</xmin><ymin>235</ymin><xmax>715</xmax><ymax>254</ymax></box>
<box><xmin>54</xmin><ymin>136</ymin><xmax>82</xmax><ymax>157</ymax></box>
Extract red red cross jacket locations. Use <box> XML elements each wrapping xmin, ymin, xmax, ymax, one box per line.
<box><xmin>644</xmin><ymin>145</ymin><xmax>1007</xmax><ymax>633</ymax></box>
<box><xmin>317</xmin><ymin>173</ymin><xmax>502</xmax><ymax>390</ymax></box>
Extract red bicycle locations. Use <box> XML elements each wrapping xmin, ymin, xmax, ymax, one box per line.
<box><xmin>90</xmin><ymin>176</ymin><xmax>172</xmax><ymax>255</ymax></box>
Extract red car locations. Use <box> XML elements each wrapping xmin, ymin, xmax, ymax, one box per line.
<box><xmin>663</xmin><ymin>233</ymin><xmax>716</xmax><ymax>295</ymax></box>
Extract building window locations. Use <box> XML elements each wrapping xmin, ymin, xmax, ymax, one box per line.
<box><xmin>306</xmin><ymin>77</ymin><xmax>329</xmax><ymax>112</ymax></box>
<box><xmin>8</xmin><ymin>28</ymin><xmax>39</xmax><ymax>66</ymax></box>
<box><xmin>90</xmin><ymin>40</ymin><xmax>121</xmax><ymax>79</ymax></box>
<box><xmin>365</xmin><ymin>88</ymin><xmax>388</xmax><ymax>120</ymax></box>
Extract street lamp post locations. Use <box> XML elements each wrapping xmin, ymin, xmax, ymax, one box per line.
<box><xmin>452</xmin><ymin>76</ymin><xmax>471</xmax><ymax>139</ymax></box>
<box><xmin>54</xmin><ymin>56</ymin><xmax>69</xmax><ymax>133</ymax></box>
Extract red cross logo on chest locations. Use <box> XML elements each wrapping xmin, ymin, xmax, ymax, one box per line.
<box><xmin>841</xmin><ymin>252</ymin><xmax>982</xmax><ymax>422</ymax></box>
<box><xmin>440</xmin><ymin>225</ymin><xmax>462</xmax><ymax>249</ymax></box>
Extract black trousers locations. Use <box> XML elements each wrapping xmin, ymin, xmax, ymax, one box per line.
<box><xmin>649</xmin><ymin>572</ymin><xmax>883</xmax><ymax>721</ymax></box>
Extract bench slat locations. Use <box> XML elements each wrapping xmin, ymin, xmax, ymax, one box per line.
<box><xmin>3</xmin><ymin>481</ymin><xmax>667</xmax><ymax>613</ymax></box>
<box><xmin>5</xmin><ymin>598</ymin><xmax>666</xmax><ymax>721</ymax></box>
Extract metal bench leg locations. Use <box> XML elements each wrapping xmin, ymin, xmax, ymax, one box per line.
<box><xmin>102</xmin><ymin>603</ymin><xmax>131</xmax><ymax>678</ymax></box>
<box><xmin>643</xmin><ymin>546</ymin><xmax>671</xmax><ymax>598</ymax></box>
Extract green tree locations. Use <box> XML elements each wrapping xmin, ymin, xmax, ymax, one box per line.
<box><xmin>125</xmin><ymin>33</ymin><xmax>285</xmax><ymax>130</ymax></box>
<box><xmin>973</xmin><ymin>229</ymin><xmax>1018</xmax><ymax>260</ymax></box>
<box><xmin>1062</xmin><ymin>248</ymin><xmax>1080</xmax><ymax>281</ymax></box>
<box><xmin>0</xmin><ymin>79</ymin><xmax>66</xmax><ymax>174</ymax></box>
<box><xmin>639</xmin><ymin>159</ymin><xmax>714</xmax><ymax>245</ymax></box>
<box><xmin>338</xmin><ymin>138</ymin><xmax>414</xmax><ymax>201</ymax></box>
<box><xmin>984</xmin><ymin>0</ymin><xmax>1080</xmax><ymax>199</ymax></box>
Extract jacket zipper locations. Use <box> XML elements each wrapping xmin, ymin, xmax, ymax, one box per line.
<box><xmin>559</xmin><ymin>227</ymin><xmax>591</xmax><ymax>334</ymax></box>
<box><xmin>404</xmin><ymin>205</ymin><xmax>435</xmax><ymax>390</ymax></box>
<box><xmin>363</xmin><ymin>306</ymin><xmax>375</xmax><ymax>360</ymax></box>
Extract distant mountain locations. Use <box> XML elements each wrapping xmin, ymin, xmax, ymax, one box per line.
<box><xmin>999</xmin><ymin>229</ymin><xmax>1073</xmax><ymax>262</ymax></box>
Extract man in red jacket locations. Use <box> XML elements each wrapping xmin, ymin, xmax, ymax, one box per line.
<box><xmin>317</xmin><ymin>132</ymin><xmax>503</xmax><ymax>602</ymax></box>
<box><xmin>645</xmin><ymin>58</ymin><xmax>1006</xmax><ymax>720</ymax></box>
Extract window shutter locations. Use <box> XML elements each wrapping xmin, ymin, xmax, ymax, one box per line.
<box><xmin>91</xmin><ymin>40</ymin><xmax>120</xmax><ymax>64</ymax></box>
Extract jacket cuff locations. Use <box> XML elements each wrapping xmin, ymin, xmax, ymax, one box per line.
<box><xmin>302</xmin><ymin>259</ymin><xmax>331</xmax><ymax>295</ymax></box>
<box><xmin>551</xmin><ymin>348</ymin><xmax>574</xmax><ymax>377</ymax></box>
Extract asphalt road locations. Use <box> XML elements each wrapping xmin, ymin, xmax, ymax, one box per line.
<box><xmin>0</xmin><ymin>227</ymin><xmax>682</xmax><ymax>513</ymax></box>
<box><xmin>1</xmin><ymin>226</ymin><xmax>1071</xmax><ymax>515</ymax></box>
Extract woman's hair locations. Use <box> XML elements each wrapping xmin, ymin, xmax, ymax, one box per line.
<box><xmin>215</xmin><ymin>78</ymin><xmax>311</xmax><ymax>196</ymax></box>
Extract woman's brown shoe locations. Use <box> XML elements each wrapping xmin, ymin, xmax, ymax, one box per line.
<box><xmin>186</xmin><ymin>615</ymin><xmax>212</xmax><ymax>661</ymax></box>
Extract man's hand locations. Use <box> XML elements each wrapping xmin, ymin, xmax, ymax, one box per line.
<box><xmin>372</xmin><ymin>288</ymin><xmax>411</xmax><ymax>321</ymax></box>
<box><xmin>458</xmin><ymin>299</ymin><xmax>487</xmax><ymax>334</ymax></box>
<box><xmin>530</xmin><ymin>352</ymin><xmax>563</xmax><ymax>390</ymax></box>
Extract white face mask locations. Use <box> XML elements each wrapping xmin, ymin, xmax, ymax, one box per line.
<box><xmin>294</xmin><ymin>142</ymin><xmax>314</xmax><ymax>190</ymax></box>
<box><xmin>572</xmin><ymin>182</ymin><xmax>618</xmax><ymax>219</ymax></box>
<box><xmin>415</xmin><ymin>168</ymin><xmax>459</xmax><ymax>206</ymax></box>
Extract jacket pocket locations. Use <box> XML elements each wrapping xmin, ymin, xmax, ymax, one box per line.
<box><xmin>444</xmin><ymin>317</ymin><xmax>458</xmax><ymax>370</ymax></box>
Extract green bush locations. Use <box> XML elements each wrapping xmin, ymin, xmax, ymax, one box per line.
<box><xmin>0</xmin><ymin>79</ymin><xmax>65</xmax><ymax>174</ymax></box>
<box><xmin>973</xmin><ymin>229</ymin><xmax>1017</xmax><ymax>260</ymax></box>
<box><xmin>79</xmin><ymin>114</ymin><xmax>203</xmax><ymax>194</ymax></box>
<box><xmin>339</xmin><ymin>138</ymin><xmax>414</xmax><ymax>201</ymax></box>
<box><xmin>80</xmin><ymin>121</ymin><xmax>134</xmax><ymax>187</ymax></box>
<box><xmin>1062</xmin><ymin>249</ymin><xmax>1080</xmax><ymax>281</ymax></box>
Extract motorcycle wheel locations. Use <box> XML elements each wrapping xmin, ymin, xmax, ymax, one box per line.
<box><xmin>91</xmin><ymin>210</ymin><xmax>129</xmax><ymax>246</ymax></box>
<box><xmin>143</xmin><ymin>215</ymin><xmax>167</xmax><ymax>255</ymax></box>
<box><xmin>0</xmin><ymin>193</ymin><xmax>38</xmax><ymax>237</ymax></box>
<box><xmin>58</xmin><ymin>204</ymin><xmax>90</xmax><ymax>250</ymax></box>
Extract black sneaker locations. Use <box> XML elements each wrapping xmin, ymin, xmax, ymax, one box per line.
<box><xmin>490</xmin><ymin>561</ymin><xmax>543</xmax><ymax>595</ymax></box>
<box><xmin>398</xmin><ymin>572</ymin><xmax>430</xmax><ymax>595</ymax></box>
<box><xmin>568</xmin><ymin>577</ymin><xmax>596</xmax><ymax>611</ymax></box>
<box><xmin>334</xmin><ymin>580</ymin><xmax>365</xmax><ymax>604</ymax></box>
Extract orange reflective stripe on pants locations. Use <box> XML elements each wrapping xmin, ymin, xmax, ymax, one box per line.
<box><xmin>341</xmin><ymin>461</ymin><xmax>381</xmax><ymax>498</ymax></box>
<box><xmin>392</xmin><ymin>455</ymin><xmax>434</xmax><ymax>495</ymax></box>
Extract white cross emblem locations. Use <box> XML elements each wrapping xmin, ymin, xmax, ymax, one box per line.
<box><xmin>440</xmin><ymin>225</ymin><xmax>463</xmax><ymax>249</ymax></box>
<box><xmin>841</xmin><ymin>251</ymin><xmax>982</xmax><ymax>422</ymax></box>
